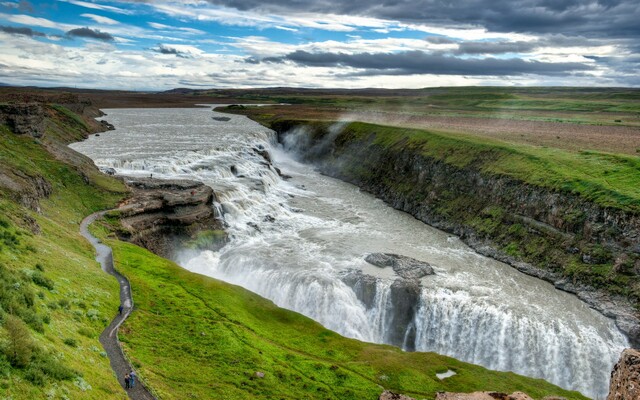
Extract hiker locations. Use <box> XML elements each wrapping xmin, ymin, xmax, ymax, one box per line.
<box><xmin>129</xmin><ymin>370</ymin><xmax>136</xmax><ymax>388</ymax></box>
<box><xmin>118</xmin><ymin>305</ymin><xmax>123</xmax><ymax>315</ymax></box>
<box><xmin>124</xmin><ymin>373</ymin><xmax>130</xmax><ymax>389</ymax></box>
<box><xmin>150</xmin><ymin>173</ymin><xmax>153</xmax><ymax>179</ymax></box>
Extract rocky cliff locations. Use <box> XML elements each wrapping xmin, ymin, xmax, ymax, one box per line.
<box><xmin>116</xmin><ymin>177</ymin><xmax>224</xmax><ymax>258</ymax></box>
<box><xmin>271</xmin><ymin>119</ymin><xmax>640</xmax><ymax>347</ymax></box>
<box><xmin>608</xmin><ymin>348</ymin><xmax>640</xmax><ymax>400</ymax></box>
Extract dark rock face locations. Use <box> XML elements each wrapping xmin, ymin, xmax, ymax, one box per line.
<box><xmin>0</xmin><ymin>103</ymin><xmax>46</xmax><ymax>137</ymax></box>
<box><xmin>607</xmin><ymin>348</ymin><xmax>640</xmax><ymax>400</ymax></box>
<box><xmin>342</xmin><ymin>253</ymin><xmax>434</xmax><ymax>350</ymax></box>
<box><xmin>275</xmin><ymin>121</ymin><xmax>640</xmax><ymax>347</ymax></box>
<box><xmin>365</xmin><ymin>253</ymin><xmax>434</xmax><ymax>279</ymax></box>
<box><xmin>117</xmin><ymin>177</ymin><xmax>224</xmax><ymax>258</ymax></box>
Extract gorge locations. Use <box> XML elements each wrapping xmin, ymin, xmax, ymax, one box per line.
<box><xmin>70</xmin><ymin>107</ymin><xmax>628</xmax><ymax>399</ymax></box>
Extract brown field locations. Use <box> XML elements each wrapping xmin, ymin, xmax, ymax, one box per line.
<box><xmin>241</xmin><ymin>104</ymin><xmax>640</xmax><ymax>155</ymax></box>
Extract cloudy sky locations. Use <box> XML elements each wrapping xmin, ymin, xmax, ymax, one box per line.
<box><xmin>0</xmin><ymin>0</ymin><xmax>638</xmax><ymax>89</ymax></box>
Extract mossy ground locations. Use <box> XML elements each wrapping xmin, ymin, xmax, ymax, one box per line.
<box><xmin>86</xmin><ymin>223</ymin><xmax>586</xmax><ymax>400</ymax></box>
<box><xmin>0</xmin><ymin>107</ymin><xmax>128</xmax><ymax>399</ymax></box>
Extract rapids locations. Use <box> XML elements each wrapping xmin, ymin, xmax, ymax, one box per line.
<box><xmin>71</xmin><ymin>107</ymin><xmax>627</xmax><ymax>398</ymax></box>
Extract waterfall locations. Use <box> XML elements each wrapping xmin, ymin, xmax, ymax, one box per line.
<box><xmin>71</xmin><ymin>107</ymin><xmax>628</xmax><ymax>399</ymax></box>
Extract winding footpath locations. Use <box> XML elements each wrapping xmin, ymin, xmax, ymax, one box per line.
<box><xmin>80</xmin><ymin>211</ymin><xmax>156</xmax><ymax>400</ymax></box>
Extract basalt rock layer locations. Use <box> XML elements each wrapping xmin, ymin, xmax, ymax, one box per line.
<box><xmin>117</xmin><ymin>177</ymin><xmax>223</xmax><ymax>258</ymax></box>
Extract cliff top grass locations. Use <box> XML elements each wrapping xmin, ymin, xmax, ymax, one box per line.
<box><xmin>270</xmin><ymin>119</ymin><xmax>640</xmax><ymax>213</ymax></box>
<box><xmin>86</xmin><ymin>220</ymin><xmax>587</xmax><ymax>400</ymax></box>
<box><xmin>0</xmin><ymin>106</ymin><xmax>128</xmax><ymax>399</ymax></box>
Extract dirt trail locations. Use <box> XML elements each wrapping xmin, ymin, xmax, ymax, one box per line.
<box><xmin>80</xmin><ymin>211</ymin><xmax>156</xmax><ymax>400</ymax></box>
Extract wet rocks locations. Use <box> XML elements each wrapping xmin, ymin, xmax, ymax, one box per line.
<box><xmin>607</xmin><ymin>348</ymin><xmax>640</xmax><ymax>400</ymax></box>
<box><xmin>365</xmin><ymin>253</ymin><xmax>434</xmax><ymax>279</ymax></box>
<box><xmin>117</xmin><ymin>177</ymin><xmax>224</xmax><ymax>258</ymax></box>
<box><xmin>341</xmin><ymin>254</ymin><xmax>435</xmax><ymax>349</ymax></box>
<box><xmin>212</xmin><ymin>116</ymin><xmax>231</xmax><ymax>122</ymax></box>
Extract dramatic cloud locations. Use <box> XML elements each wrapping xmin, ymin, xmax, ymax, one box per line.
<box><xmin>266</xmin><ymin>50</ymin><xmax>593</xmax><ymax>76</ymax></box>
<box><xmin>204</xmin><ymin>0</ymin><xmax>640</xmax><ymax>38</ymax></box>
<box><xmin>0</xmin><ymin>24</ymin><xmax>44</xmax><ymax>36</ymax></box>
<box><xmin>151</xmin><ymin>44</ymin><xmax>203</xmax><ymax>58</ymax></box>
<box><xmin>66</xmin><ymin>27</ymin><xmax>114</xmax><ymax>41</ymax></box>
<box><xmin>456</xmin><ymin>41</ymin><xmax>539</xmax><ymax>55</ymax></box>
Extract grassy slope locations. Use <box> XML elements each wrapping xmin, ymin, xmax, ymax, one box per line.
<box><xmin>0</xmin><ymin>109</ymin><xmax>129</xmax><ymax>398</ymax></box>
<box><xmin>85</xmin><ymin>225</ymin><xmax>585</xmax><ymax>400</ymax></box>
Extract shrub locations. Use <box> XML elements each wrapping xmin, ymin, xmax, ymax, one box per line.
<box><xmin>63</xmin><ymin>338</ymin><xmax>77</xmax><ymax>348</ymax></box>
<box><xmin>24</xmin><ymin>366</ymin><xmax>47</xmax><ymax>385</ymax></box>
<box><xmin>3</xmin><ymin>315</ymin><xmax>33</xmax><ymax>367</ymax></box>
<box><xmin>32</xmin><ymin>272</ymin><xmax>54</xmax><ymax>290</ymax></box>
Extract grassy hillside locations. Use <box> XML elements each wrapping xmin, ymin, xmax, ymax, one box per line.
<box><xmin>87</xmin><ymin>219</ymin><xmax>587</xmax><ymax>400</ymax></box>
<box><xmin>0</xmin><ymin>107</ymin><xmax>129</xmax><ymax>398</ymax></box>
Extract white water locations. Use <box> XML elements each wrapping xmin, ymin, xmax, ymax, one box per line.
<box><xmin>72</xmin><ymin>107</ymin><xmax>627</xmax><ymax>398</ymax></box>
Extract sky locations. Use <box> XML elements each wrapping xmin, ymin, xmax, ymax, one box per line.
<box><xmin>0</xmin><ymin>0</ymin><xmax>638</xmax><ymax>90</ymax></box>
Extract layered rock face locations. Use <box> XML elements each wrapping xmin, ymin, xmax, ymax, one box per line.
<box><xmin>0</xmin><ymin>103</ymin><xmax>46</xmax><ymax>137</ymax></box>
<box><xmin>117</xmin><ymin>177</ymin><xmax>223</xmax><ymax>258</ymax></box>
<box><xmin>273</xmin><ymin>121</ymin><xmax>640</xmax><ymax>347</ymax></box>
<box><xmin>608</xmin><ymin>348</ymin><xmax>640</xmax><ymax>400</ymax></box>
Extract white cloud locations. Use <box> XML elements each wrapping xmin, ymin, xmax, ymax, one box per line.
<box><xmin>62</xmin><ymin>0</ymin><xmax>133</xmax><ymax>15</ymax></box>
<box><xmin>149</xmin><ymin>22</ymin><xmax>171</xmax><ymax>30</ymax></box>
<box><xmin>81</xmin><ymin>13</ymin><xmax>119</xmax><ymax>25</ymax></box>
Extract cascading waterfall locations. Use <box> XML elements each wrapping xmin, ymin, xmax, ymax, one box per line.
<box><xmin>71</xmin><ymin>107</ymin><xmax>628</xmax><ymax>399</ymax></box>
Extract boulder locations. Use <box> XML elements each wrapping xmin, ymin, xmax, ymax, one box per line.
<box><xmin>365</xmin><ymin>253</ymin><xmax>435</xmax><ymax>279</ymax></box>
<box><xmin>379</xmin><ymin>390</ymin><xmax>415</xmax><ymax>400</ymax></box>
<box><xmin>607</xmin><ymin>348</ymin><xmax>640</xmax><ymax>400</ymax></box>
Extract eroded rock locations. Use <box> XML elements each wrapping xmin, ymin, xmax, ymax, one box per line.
<box><xmin>607</xmin><ymin>348</ymin><xmax>640</xmax><ymax>400</ymax></box>
<box><xmin>117</xmin><ymin>177</ymin><xmax>224</xmax><ymax>258</ymax></box>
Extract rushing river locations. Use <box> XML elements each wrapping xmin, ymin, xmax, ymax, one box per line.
<box><xmin>71</xmin><ymin>107</ymin><xmax>628</xmax><ymax>398</ymax></box>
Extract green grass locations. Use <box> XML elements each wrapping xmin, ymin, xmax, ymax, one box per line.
<box><xmin>336</xmin><ymin>121</ymin><xmax>640</xmax><ymax>212</ymax></box>
<box><xmin>0</xmin><ymin>107</ymin><xmax>129</xmax><ymax>399</ymax></box>
<box><xmin>89</xmin><ymin>230</ymin><xmax>586</xmax><ymax>400</ymax></box>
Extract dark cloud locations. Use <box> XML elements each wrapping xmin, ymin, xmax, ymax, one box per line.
<box><xmin>151</xmin><ymin>44</ymin><xmax>191</xmax><ymax>58</ymax></box>
<box><xmin>0</xmin><ymin>25</ymin><xmax>45</xmax><ymax>37</ymax></box>
<box><xmin>66</xmin><ymin>27</ymin><xmax>114</xmax><ymax>41</ymax></box>
<box><xmin>205</xmin><ymin>0</ymin><xmax>640</xmax><ymax>39</ymax></box>
<box><xmin>425</xmin><ymin>36</ymin><xmax>456</xmax><ymax>44</ymax></box>
<box><xmin>265</xmin><ymin>50</ymin><xmax>593</xmax><ymax>76</ymax></box>
<box><xmin>456</xmin><ymin>41</ymin><xmax>539</xmax><ymax>54</ymax></box>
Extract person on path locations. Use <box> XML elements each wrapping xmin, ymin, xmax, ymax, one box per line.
<box><xmin>130</xmin><ymin>370</ymin><xmax>136</xmax><ymax>388</ymax></box>
<box><xmin>124</xmin><ymin>373</ymin><xmax>130</xmax><ymax>389</ymax></box>
<box><xmin>118</xmin><ymin>305</ymin><xmax>123</xmax><ymax>315</ymax></box>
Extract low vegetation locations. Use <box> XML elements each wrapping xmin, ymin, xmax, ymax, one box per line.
<box><xmin>0</xmin><ymin>105</ymin><xmax>128</xmax><ymax>398</ymax></box>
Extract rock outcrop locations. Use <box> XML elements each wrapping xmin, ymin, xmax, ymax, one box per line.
<box><xmin>341</xmin><ymin>253</ymin><xmax>435</xmax><ymax>349</ymax></box>
<box><xmin>0</xmin><ymin>103</ymin><xmax>46</xmax><ymax>137</ymax></box>
<box><xmin>272</xmin><ymin>120</ymin><xmax>640</xmax><ymax>347</ymax></box>
<box><xmin>117</xmin><ymin>177</ymin><xmax>224</xmax><ymax>258</ymax></box>
<box><xmin>379</xmin><ymin>390</ymin><xmax>415</xmax><ymax>400</ymax></box>
<box><xmin>607</xmin><ymin>348</ymin><xmax>640</xmax><ymax>400</ymax></box>
<box><xmin>365</xmin><ymin>253</ymin><xmax>434</xmax><ymax>279</ymax></box>
<box><xmin>435</xmin><ymin>392</ymin><xmax>536</xmax><ymax>400</ymax></box>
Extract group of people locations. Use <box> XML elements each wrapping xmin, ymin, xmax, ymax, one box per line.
<box><xmin>124</xmin><ymin>371</ymin><xmax>137</xmax><ymax>389</ymax></box>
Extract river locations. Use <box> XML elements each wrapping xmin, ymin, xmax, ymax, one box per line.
<box><xmin>71</xmin><ymin>107</ymin><xmax>627</xmax><ymax>398</ymax></box>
